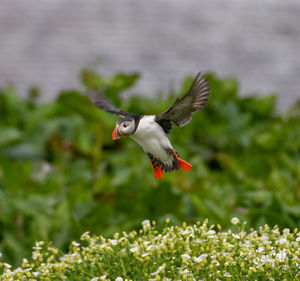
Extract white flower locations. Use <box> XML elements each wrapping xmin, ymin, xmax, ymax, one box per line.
<box><xmin>181</xmin><ymin>254</ymin><xmax>191</xmax><ymax>260</ymax></box>
<box><xmin>115</xmin><ymin>277</ymin><xmax>123</xmax><ymax>281</ymax></box>
<box><xmin>276</xmin><ymin>250</ymin><xmax>287</xmax><ymax>262</ymax></box>
<box><xmin>130</xmin><ymin>246</ymin><xmax>139</xmax><ymax>253</ymax></box>
<box><xmin>179</xmin><ymin>268</ymin><xmax>190</xmax><ymax>274</ymax></box>
<box><xmin>223</xmin><ymin>272</ymin><xmax>232</xmax><ymax>277</ymax></box>
<box><xmin>3</xmin><ymin>263</ymin><xmax>12</xmax><ymax>268</ymax></box>
<box><xmin>260</xmin><ymin>255</ymin><xmax>272</xmax><ymax>264</ymax></box>
<box><xmin>272</xmin><ymin>228</ymin><xmax>280</xmax><ymax>235</ymax></box>
<box><xmin>257</xmin><ymin>246</ymin><xmax>264</xmax><ymax>253</ymax></box>
<box><xmin>151</xmin><ymin>264</ymin><xmax>166</xmax><ymax>275</ymax></box>
<box><xmin>179</xmin><ymin>229</ymin><xmax>191</xmax><ymax>235</ymax></box>
<box><xmin>277</xmin><ymin>238</ymin><xmax>288</xmax><ymax>245</ymax></box>
<box><xmin>33</xmin><ymin>245</ymin><xmax>42</xmax><ymax>250</ymax></box>
<box><xmin>231</xmin><ymin>217</ymin><xmax>240</xmax><ymax>225</ymax></box>
<box><xmin>108</xmin><ymin>239</ymin><xmax>118</xmax><ymax>245</ymax></box>
<box><xmin>32</xmin><ymin>252</ymin><xmax>38</xmax><ymax>260</ymax></box>
<box><xmin>81</xmin><ymin>231</ymin><xmax>90</xmax><ymax>239</ymax></box>
<box><xmin>253</xmin><ymin>257</ymin><xmax>260</xmax><ymax>265</ymax></box>
<box><xmin>142</xmin><ymin>219</ymin><xmax>151</xmax><ymax>231</ymax></box>
<box><xmin>232</xmin><ymin>233</ymin><xmax>240</xmax><ymax>239</ymax></box>
<box><xmin>146</xmin><ymin>245</ymin><xmax>154</xmax><ymax>251</ymax></box>
<box><xmin>193</xmin><ymin>254</ymin><xmax>208</xmax><ymax>263</ymax></box>
<box><xmin>226</xmin><ymin>242</ymin><xmax>234</xmax><ymax>249</ymax></box>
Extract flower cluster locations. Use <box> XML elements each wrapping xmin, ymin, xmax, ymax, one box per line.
<box><xmin>1</xmin><ymin>219</ymin><xmax>299</xmax><ymax>280</ymax></box>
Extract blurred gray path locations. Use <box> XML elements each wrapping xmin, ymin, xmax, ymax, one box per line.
<box><xmin>0</xmin><ymin>0</ymin><xmax>300</xmax><ymax>110</ymax></box>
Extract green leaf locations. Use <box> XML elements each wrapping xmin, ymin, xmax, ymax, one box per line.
<box><xmin>0</xmin><ymin>127</ymin><xmax>22</xmax><ymax>147</ymax></box>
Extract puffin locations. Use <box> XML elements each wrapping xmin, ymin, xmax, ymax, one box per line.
<box><xmin>87</xmin><ymin>72</ymin><xmax>210</xmax><ymax>179</ymax></box>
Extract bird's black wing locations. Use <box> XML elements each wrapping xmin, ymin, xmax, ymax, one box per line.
<box><xmin>155</xmin><ymin>73</ymin><xmax>210</xmax><ymax>132</ymax></box>
<box><xmin>87</xmin><ymin>90</ymin><xmax>130</xmax><ymax>118</ymax></box>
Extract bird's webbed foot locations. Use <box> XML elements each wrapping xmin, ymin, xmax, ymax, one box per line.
<box><xmin>149</xmin><ymin>157</ymin><xmax>164</xmax><ymax>179</ymax></box>
<box><xmin>173</xmin><ymin>152</ymin><xmax>192</xmax><ymax>171</ymax></box>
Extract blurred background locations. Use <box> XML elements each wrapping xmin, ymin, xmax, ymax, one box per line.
<box><xmin>0</xmin><ymin>0</ymin><xmax>300</xmax><ymax>109</ymax></box>
<box><xmin>0</xmin><ymin>0</ymin><xmax>299</xmax><ymax>267</ymax></box>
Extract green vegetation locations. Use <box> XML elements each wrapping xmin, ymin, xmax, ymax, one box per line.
<box><xmin>0</xmin><ymin>70</ymin><xmax>299</xmax><ymax>268</ymax></box>
<box><xmin>1</xmin><ymin>219</ymin><xmax>299</xmax><ymax>280</ymax></box>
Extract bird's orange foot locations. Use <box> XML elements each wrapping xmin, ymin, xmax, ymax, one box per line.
<box><xmin>149</xmin><ymin>157</ymin><xmax>164</xmax><ymax>178</ymax></box>
<box><xmin>173</xmin><ymin>152</ymin><xmax>192</xmax><ymax>171</ymax></box>
<box><xmin>154</xmin><ymin>166</ymin><xmax>163</xmax><ymax>179</ymax></box>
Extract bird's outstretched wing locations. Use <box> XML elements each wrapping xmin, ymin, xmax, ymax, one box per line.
<box><xmin>155</xmin><ymin>73</ymin><xmax>210</xmax><ymax>132</ymax></box>
<box><xmin>87</xmin><ymin>90</ymin><xmax>130</xmax><ymax>118</ymax></box>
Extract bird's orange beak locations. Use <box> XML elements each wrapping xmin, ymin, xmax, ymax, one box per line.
<box><xmin>112</xmin><ymin>125</ymin><xmax>122</xmax><ymax>140</ymax></box>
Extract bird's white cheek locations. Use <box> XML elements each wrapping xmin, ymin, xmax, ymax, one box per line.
<box><xmin>121</xmin><ymin>126</ymin><xmax>133</xmax><ymax>135</ymax></box>
<box><xmin>126</xmin><ymin>124</ymin><xmax>135</xmax><ymax>135</ymax></box>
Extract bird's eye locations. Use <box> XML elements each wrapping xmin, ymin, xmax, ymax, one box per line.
<box><xmin>123</xmin><ymin>123</ymin><xmax>127</xmax><ymax>128</ymax></box>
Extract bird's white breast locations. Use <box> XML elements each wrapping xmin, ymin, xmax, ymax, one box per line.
<box><xmin>130</xmin><ymin>115</ymin><xmax>174</xmax><ymax>163</ymax></box>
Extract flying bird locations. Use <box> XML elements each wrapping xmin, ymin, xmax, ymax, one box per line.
<box><xmin>87</xmin><ymin>72</ymin><xmax>210</xmax><ymax>179</ymax></box>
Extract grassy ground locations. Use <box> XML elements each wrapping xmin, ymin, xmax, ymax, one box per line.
<box><xmin>1</xmin><ymin>218</ymin><xmax>299</xmax><ymax>280</ymax></box>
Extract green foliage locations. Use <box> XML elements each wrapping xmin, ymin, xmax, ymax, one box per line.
<box><xmin>0</xmin><ymin>71</ymin><xmax>299</xmax><ymax>267</ymax></box>
<box><xmin>1</xmin><ymin>219</ymin><xmax>300</xmax><ymax>280</ymax></box>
